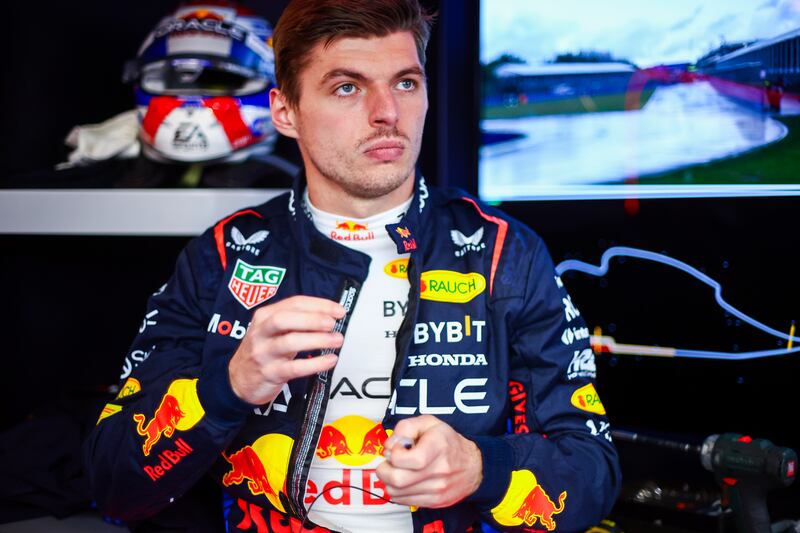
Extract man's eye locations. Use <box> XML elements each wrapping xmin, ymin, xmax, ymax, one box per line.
<box><xmin>397</xmin><ymin>79</ymin><xmax>416</xmax><ymax>91</ymax></box>
<box><xmin>335</xmin><ymin>83</ymin><xmax>357</xmax><ymax>96</ymax></box>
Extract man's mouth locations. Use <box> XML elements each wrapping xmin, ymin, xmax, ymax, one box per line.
<box><xmin>363</xmin><ymin>139</ymin><xmax>405</xmax><ymax>162</ymax></box>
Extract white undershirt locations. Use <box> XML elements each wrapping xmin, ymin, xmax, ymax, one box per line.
<box><xmin>304</xmin><ymin>192</ymin><xmax>413</xmax><ymax>533</ymax></box>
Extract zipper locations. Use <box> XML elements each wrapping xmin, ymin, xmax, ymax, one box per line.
<box><xmin>390</xmin><ymin>254</ymin><xmax>421</xmax><ymax>403</ymax></box>
<box><xmin>284</xmin><ymin>279</ymin><xmax>361</xmax><ymax>520</ymax></box>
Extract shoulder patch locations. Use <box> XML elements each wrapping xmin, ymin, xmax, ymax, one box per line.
<box><xmin>213</xmin><ymin>209</ymin><xmax>264</xmax><ymax>270</ymax></box>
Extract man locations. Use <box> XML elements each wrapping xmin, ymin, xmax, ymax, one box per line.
<box><xmin>85</xmin><ymin>1</ymin><xmax>621</xmax><ymax>531</ymax></box>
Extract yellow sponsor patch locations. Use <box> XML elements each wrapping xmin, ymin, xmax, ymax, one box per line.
<box><xmin>96</xmin><ymin>403</ymin><xmax>122</xmax><ymax>425</ymax></box>
<box><xmin>491</xmin><ymin>469</ymin><xmax>567</xmax><ymax>531</ymax></box>
<box><xmin>570</xmin><ymin>383</ymin><xmax>606</xmax><ymax>415</ymax></box>
<box><xmin>384</xmin><ymin>258</ymin><xmax>410</xmax><ymax>279</ymax></box>
<box><xmin>420</xmin><ymin>270</ymin><xmax>486</xmax><ymax>303</ymax></box>
<box><xmin>116</xmin><ymin>377</ymin><xmax>141</xmax><ymax>399</ymax></box>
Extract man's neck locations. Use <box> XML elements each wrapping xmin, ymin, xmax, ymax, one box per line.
<box><xmin>305</xmin><ymin>172</ymin><xmax>415</xmax><ymax>219</ymax></box>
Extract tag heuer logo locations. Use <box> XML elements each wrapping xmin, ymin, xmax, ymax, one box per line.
<box><xmin>228</xmin><ymin>259</ymin><xmax>286</xmax><ymax>309</ymax></box>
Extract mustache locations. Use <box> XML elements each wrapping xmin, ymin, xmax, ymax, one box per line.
<box><xmin>357</xmin><ymin>127</ymin><xmax>409</xmax><ymax>148</ymax></box>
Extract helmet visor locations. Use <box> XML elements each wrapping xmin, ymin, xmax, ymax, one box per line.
<box><xmin>137</xmin><ymin>56</ymin><xmax>270</xmax><ymax>96</ymax></box>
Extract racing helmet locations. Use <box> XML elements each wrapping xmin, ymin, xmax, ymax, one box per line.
<box><xmin>124</xmin><ymin>2</ymin><xmax>277</xmax><ymax>163</ymax></box>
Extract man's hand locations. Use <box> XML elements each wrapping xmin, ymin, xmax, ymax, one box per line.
<box><xmin>228</xmin><ymin>295</ymin><xmax>345</xmax><ymax>405</ymax></box>
<box><xmin>376</xmin><ymin>415</ymin><xmax>483</xmax><ymax>508</ymax></box>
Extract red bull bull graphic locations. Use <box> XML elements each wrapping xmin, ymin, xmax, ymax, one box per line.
<box><xmin>491</xmin><ymin>469</ymin><xmax>567</xmax><ymax>531</ymax></box>
<box><xmin>223</xmin><ymin>445</ymin><xmax>277</xmax><ymax>497</ymax></box>
<box><xmin>314</xmin><ymin>416</ymin><xmax>391</xmax><ymax>467</ymax></box>
<box><xmin>306</xmin><ymin>417</ymin><xmax>396</xmax><ymax>507</ymax></box>
<box><xmin>132</xmin><ymin>379</ymin><xmax>205</xmax><ymax>456</ymax></box>
<box><xmin>359</xmin><ymin>423</ymin><xmax>389</xmax><ymax>456</ymax></box>
<box><xmin>393</xmin><ymin>226</ymin><xmax>417</xmax><ymax>251</ymax></box>
<box><xmin>221</xmin><ymin>433</ymin><xmax>294</xmax><ymax>513</ymax></box>
<box><xmin>513</xmin><ymin>484</ymin><xmax>566</xmax><ymax>530</ymax></box>
<box><xmin>316</xmin><ymin>425</ymin><xmax>353</xmax><ymax>459</ymax></box>
<box><xmin>134</xmin><ymin>395</ymin><xmax>184</xmax><ymax>456</ymax></box>
<box><xmin>330</xmin><ymin>220</ymin><xmax>375</xmax><ymax>241</ymax></box>
<box><xmin>228</xmin><ymin>259</ymin><xmax>286</xmax><ymax>310</ymax></box>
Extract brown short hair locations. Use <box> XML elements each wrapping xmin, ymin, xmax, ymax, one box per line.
<box><xmin>272</xmin><ymin>0</ymin><xmax>435</xmax><ymax>108</ymax></box>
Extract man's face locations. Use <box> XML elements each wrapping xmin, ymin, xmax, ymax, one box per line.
<box><xmin>284</xmin><ymin>31</ymin><xmax>428</xmax><ymax>200</ymax></box>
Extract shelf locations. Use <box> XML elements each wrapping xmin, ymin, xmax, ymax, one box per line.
<box><xmin>0</xmin><ymin>189</ymin><xmax>286</xmax><ymax>236</ymax></box>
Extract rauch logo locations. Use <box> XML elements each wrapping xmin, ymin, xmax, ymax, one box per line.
<box><xmin>420</xmin><ymin>270</ymin><xmax>486</xmax><ymax>303</ymax></box>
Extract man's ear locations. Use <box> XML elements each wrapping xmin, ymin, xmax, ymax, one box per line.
<box><xmin>270</xmin><ymin>88</ymin><xmax>299</xmax><ymax>139</ymax></box>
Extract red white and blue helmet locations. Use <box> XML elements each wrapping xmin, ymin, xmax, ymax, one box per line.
<box><xmin>124</xmin><ymin>2</ymin><xmax>276</xmax><ymax>163</ymax></box>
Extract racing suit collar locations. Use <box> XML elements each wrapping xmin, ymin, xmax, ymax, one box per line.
<box><xmin>287</xmin><ymin>170</ymin><xmax>429</xmax><ymax>262</ymax></box>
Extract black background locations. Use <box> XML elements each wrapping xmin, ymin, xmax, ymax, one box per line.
<box><xmin>1</xmin><ymin>0</ymin><xmax>798</xmax><ymax>529</ymax></box>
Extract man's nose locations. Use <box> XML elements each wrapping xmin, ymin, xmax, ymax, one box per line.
<box><xmin>368</xmin><ymin>86</ymin><xmax>399</xmax><ymax>128</ymax></box>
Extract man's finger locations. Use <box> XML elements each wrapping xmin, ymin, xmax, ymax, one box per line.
<box><xmin>253</xmin><ymin>295</ymin><xmax>345</xmax><ymax>323</ymax></box>
<box><xmin>255</xmin><ymin>331</ymin><xmax>343</xmax><ymax>359</ymax></box>
<box><xmin>375</xmin><ymin>459</ymin><xmax>432</xmax><ymax>489</ymax></box>
<box><xmin>383</xmin><ymin>476</ymin><xmax>447</xmax><ymax>498</ymax></box>
<box><xmin>255</xmin><ymin>310</ymin><xmax>338</xmax><ymax>337</ymax></box>
<box><xmin>275</xmin><ymin>354</ymin><xmax>339</xmax><ymax>381</ymax></box>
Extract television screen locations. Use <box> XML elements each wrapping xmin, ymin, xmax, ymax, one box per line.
<box><xmin>480</xmin><ymin>0</ymin><xmax>800</xmax><ymax>200</ymax></box>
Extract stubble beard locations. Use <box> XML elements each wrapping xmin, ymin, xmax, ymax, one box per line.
<box><xmin>308</xmin><ymin>127</ymin><xmax>421</xmax><ymax>200</ymax></box>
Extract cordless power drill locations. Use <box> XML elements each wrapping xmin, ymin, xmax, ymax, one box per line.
<box><xmin>613</xmin><ymin>430</ymin><xmax>797</xmax><ymax>533</ymax></box>
<box><xmin>700</xmin><ymin>433</ymin><xmax>796</xmax><ymax>533</ymax></box>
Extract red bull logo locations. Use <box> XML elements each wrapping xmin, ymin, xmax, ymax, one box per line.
<box><xmin>359</xmin><ymin>424</ymin><xmax>389</xmax><ymax>455</ymax></box>
<box><xmin>143</xmin><ymin>438</ymin><xmax>193</xmax><ymax>482</ymax></box>
<box><xmin>315</xmin><ymin>416</ymin><xmax>390</xmax><ymax>466</ymax></box>
<box><xmin>513</xmin><ymin>484</ymin><xmax>567</xmax><ymax>530</ymax></box>
<box><xmin>134</xmin><ymin>395</ymin><xmax>184</xmax><ymax>456</ymax></box>
<box><xmin>132</xmin><ymin>379</ymin><xmax>205</xmax><ymax>456</ymax></box>
<box><xmin>221</xmin><ymin>433</ymin><xmax>294</xmax><ymax>513</ymax></box>
<box><xmin>316</xmin><ymin>425</ymin><xmax>354</xmax><ymax>459</ymax></box>
<box><xmin>393</xmin><ymin>226</ymin><xmax>417</xmax><ymax>251</ymax></box>
<box><xmin>491</xmin><ymin>469</ymin><xmax>568</xmax><ymax>531</ymax></box>
<box><xmin>331</xmin><ymin>221</ymin><xmax>375</xmax><ymax>241</ymax></box>
<box><xmin>336</xmin><ymin>221</ymin><xmax>369</xmax><ymax>232</ymax></box>
<box><xmin>223</xmin><ymin>445</ymin><xmax>277</xmax><ymax>497</ymax></box>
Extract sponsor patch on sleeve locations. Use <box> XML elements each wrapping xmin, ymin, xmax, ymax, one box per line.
<box><xmin>491</xmin><ymin>469</ymin><xmax>567</xmax><ymax>531</ymax></box>
<box><xmin>570</xmin><ymin>383</ymin><xmax>606</xmax><ymax>415</ymax></box>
